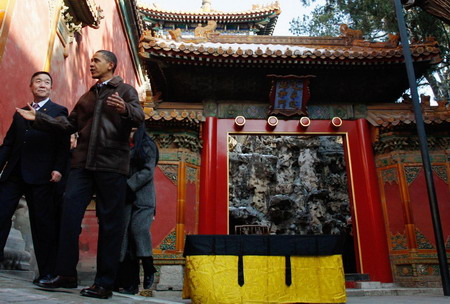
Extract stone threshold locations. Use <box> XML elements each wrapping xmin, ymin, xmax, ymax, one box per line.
<box><xmin>347</xmin><ymin>282</ymin><xmax>443</xmax><ymax>297</ymax></box>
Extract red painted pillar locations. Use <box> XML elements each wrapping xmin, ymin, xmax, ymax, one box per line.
<box><xmin>199</xmin><ymin>116</ymin><xmax>217</xmax><ymax>234</ymax></box>
<box><xmin>355</xmin><ymin>118</ymin><xmax>392</xmax><ymax>282</ymax></box>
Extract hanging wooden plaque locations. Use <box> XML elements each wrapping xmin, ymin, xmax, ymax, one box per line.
<box><xmin>267</xmin><ymin>74</ymin><xmax>315</xmax><ymax>117</ymax></box>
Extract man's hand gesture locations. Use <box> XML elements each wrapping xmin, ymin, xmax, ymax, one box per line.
<box><xmin>50</xmin><ymin>170</ymin><xmax>62</xmax><ymax>182</ymax></box>
<box><xmin>106</xmin><ymin>92</ymin><xmax>127</xmax><ymax>114</ymax></box>
<box><xmin>16</xmin><ymin>103</ymin><xmax>37</xmax><ymax>121</ymax></box>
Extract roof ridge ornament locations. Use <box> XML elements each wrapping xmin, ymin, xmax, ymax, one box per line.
<box><xmin>201</xmin><ymin>0</ymin><xmax>212</xmax><ymax>12</ymax></box>
<box><xmin>339</xmin><ymin>24</ymin><xmax>363</xmax><ymax>45</ymax></box>
<box><xmin>252</xmin><ymin>1</ymin><xmax>281</xmax><ymax>11</ymax></box>
<box><xmin>352</xmin><ymin>33</ymin><xmax>400</xmax><ymax>48</ymax></box>
<box><xmin>194</xmin><ymin>20</ymin><xmax>217</xmax><ymax>38</ymax></box>
<box><xmin>169</xmin><ymin>28</ymin><xmax>182</xmax><ymax>42</ymax></box>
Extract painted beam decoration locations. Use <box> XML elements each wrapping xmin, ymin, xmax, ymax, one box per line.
<box><xmin>267</xmin><ymin>74</ymin><xmax>315</xmax><ymax>117</ymax></box>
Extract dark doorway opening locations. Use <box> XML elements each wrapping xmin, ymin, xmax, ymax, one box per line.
<box><xmin>228</xmin><ymin>134</ymin><xmax>357</xmax><ymax>273</ymax></box>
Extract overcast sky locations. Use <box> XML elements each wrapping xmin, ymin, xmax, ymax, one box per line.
<box><xmin>139</xmin><ymin>0</ymin><xmax>323</xmax><ymax>35</ymax></box>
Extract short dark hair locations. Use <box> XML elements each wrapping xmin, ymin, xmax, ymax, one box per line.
<box><xmin>30</xmin><ymin>71</ymin><xmax>53</xmax><ymax>86</ymax></box>
<box><xmin>96</xmin><ymin>50</ymin><xmax>118</xmax><ymax>73</ymax></box>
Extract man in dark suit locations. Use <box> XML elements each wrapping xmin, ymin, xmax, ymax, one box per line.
<box><xmin>0</xmin><ymin>71</ymin><xmax>70</xmax><ymax>285</ymax></box>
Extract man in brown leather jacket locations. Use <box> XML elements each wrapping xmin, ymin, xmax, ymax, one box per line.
<box><xmin>17</xmin><ymin>50</ymin><xmax>145</xmax><ymax>299</ymax></box>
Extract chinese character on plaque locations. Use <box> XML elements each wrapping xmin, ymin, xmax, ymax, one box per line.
<box><xmin>267</xmin><ymin>74</ymin><xmax>315</xmax><ymax>117</ymax></box>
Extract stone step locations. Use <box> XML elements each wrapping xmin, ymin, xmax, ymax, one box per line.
<box><xmin>355</xmin><ymin>281</ymin><xmax>382</xmax><ymax>289</ymax></box>
<box><xmin>345</xmin><ymin>273</ymin><xmax>370</xmax><ymax>288</ymax></box>
<box><xmin>345</xmin><ymin>273</ymin><xmax>370</xmax><ymax>282</ymax></box>
<box><xmin>347</xmin><ymin>286</ymin><xmax>443</xmax><ymax>297</ymax></box>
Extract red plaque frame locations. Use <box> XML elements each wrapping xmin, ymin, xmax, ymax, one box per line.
<box><xmin>267</xmin><ymin>74</ymin><xmax>315</xmax><ymax>117</ymax></box>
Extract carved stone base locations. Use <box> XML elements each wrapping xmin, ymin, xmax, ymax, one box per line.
<box><xmin>0</xmin><ymin>198</ymin><xmax>37</xmax><ymax>276</ymax></box>
<box><xmin>0</xmin><ymin>228</ymin><xmax>31</xmax><ymax>271</ymax></box>
<box><xmin>156</xmin><ymin>265</ymin><xmax>184</xmax><ymax>291</ymax></box>
<box><xmin>391</xmin><ymin>253</ymin><xmax>448</xmax><ymax>288</ymax></box>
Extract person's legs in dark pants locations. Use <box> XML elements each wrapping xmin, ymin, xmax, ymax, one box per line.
<box><xmin>141</xmin><ymin>256</ymin><xmax>157</xmax><ymax>289</ymax></box>
<box><xmin>0</xmin><ymin>180</ymin><xmax>24</xmax><ymax>261</ymax></box>
<box><xmin>91</xmin><ymin>171</ymin><xmax>127</xmax><ymax>289</ymax></box>
<box><xmin>25</xmin><ymin>183</ymin><xmax>58</xmax><ymax>277</ymax></box>
<box><xmin>55</xmin><ymin>168</ymin><xmax>94</xmax><ymax>278</ymax></box>
<box><xmin>131</xmin><ymin>201</ymin><xmax>156</xmax><ymax>289</ymax></box>
<box><xmin>115</xmin><ymin>247</ymin><xmax>140</xmax><ymax>294</ymax></box>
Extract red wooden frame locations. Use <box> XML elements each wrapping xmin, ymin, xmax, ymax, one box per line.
<box><xmin>199</xmin><ymin>117</ymin><xmax>392</xmax><ymax>282</ymax></box>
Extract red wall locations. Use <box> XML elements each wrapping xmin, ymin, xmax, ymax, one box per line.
<box><xmin>384</xmin><ymin>181</ymin><xmax>406</xmax><ymax>235</ymax></box>
<box><xmin>151</xmin><ymin>167</ymin><xmax>178</xmax><ymax>247</ymax></box>
<box><xmin>0</xmin><ymin>0</ymin><xmax>52</xmax><ymax>139</ymax></box>
<box><xmin>409</xmin><ymin>168</ymin><xmax>450</xmax><ymax>247</ymax></box>
<box><xmin>49</xmin><ymin>0</ymin><xmax>140</xmax><ymax>114</ymax></box>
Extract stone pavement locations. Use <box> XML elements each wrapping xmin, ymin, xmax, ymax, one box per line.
<box><xmin>346</xmin><ymin>295</ymin><xmax>450</xmax><ymax>303</ymax></box>
<box><xmin>1</xmin><ymin>271</ymin><xmax>450</xmax><ymax>304</ymax></box>
<box><xmin>0</xmin><ymin>271</ymin><xmax>191</xmax><ymax>304</ymax></box>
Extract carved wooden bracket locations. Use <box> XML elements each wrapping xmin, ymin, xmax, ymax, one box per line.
<box><xmin>64</xmin><ymin>0</ymin><xmax>104</xmax><ymax>29</ymax></box>
<box><xmin>57</xmin><ymin>0</ymin><xmax>103</xmax><ymax>58</ymax></box>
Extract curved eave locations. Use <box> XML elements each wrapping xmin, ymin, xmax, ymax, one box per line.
<box><xmin>137</xmin><ymin>7</ymin><xmax>281</xmax><ymax>24</ymax></box>
<box><xmin>367</xmin><ymin>110</ymin><xmax>450</xmax><ymax>128</ymax></box>
<box><xmin>257</xmin><ymin>15</ymin><xmax>278</xmax><ymax>35</ymax></box>
<box><xmin>144</xmin><ymin>107</ymin><xmax>205</xmax><ymax>123</ymax></box>
<box><xmin>138</xmin><ymin>39</ymin><xmax>441</xmax><ymax>67</ymax></box>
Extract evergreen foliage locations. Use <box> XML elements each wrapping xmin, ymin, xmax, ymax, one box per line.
<box><xmin>289</xmin><ymin>0</ymin><xmax>450</xmax><ymax>100</ymax></box>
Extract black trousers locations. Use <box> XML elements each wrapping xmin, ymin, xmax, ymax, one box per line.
<box><xmin>116</xmin><ymin>247</ymin><xmax>140</xmax><ymax>290</ymax></box>
<box><xmin>54</xmin><ymin>168</ymin><xmax>127</xmax><ymax>289</ymax></box>
<box><xmin>0</xmin><ymin>179</ymin><xmax>58</xmax><ymax>276</ymax></box>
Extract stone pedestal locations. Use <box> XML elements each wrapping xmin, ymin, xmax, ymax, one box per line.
<box><xmin>1</xmin><ymin>228</ymin><xmax>32</xmax><ymax>270</ymax></box>
<box><xmin>156</xmin><ymin>265</ymin><xmax>184</xmax><ymax>291</ymax></box>
<box><xmin>0</xmin><ymin>198</ymin><xmax>36</xmax><ymax>275</ymax></box>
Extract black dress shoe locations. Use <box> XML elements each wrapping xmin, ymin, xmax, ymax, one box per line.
<box><xmin>117</xmin><ymin>286</ymin><xmax>139</xmax><ymax>295</ymax></box>
<box><xmin>80</xmin><ymin>284</ymin><xmax>113</xmax><ymax>299</ymax></box>
<box><xmin>143</xmin><ymin>273</ymin><xmax>154</xmax><ymax>289</ymax></box>
<box><xmin>142</xmin><ymin>256</ymin><xmax>156</xmax><ymax>289</ymax></box>
<box><xmin>33</xmin><ymin>274</ymin><xmax>55</xmax><ymax>286</ymax></box>
<box><xmin>36</xmin><ymin>275</ymin><xmax>77</xmax><ymax>288</ymax></box>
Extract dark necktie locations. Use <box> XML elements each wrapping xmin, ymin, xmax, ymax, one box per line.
<box><xmin>96</xmin><ymin>83</ymin><xmax>104</xmax><ymax>94</ymax></box>
<box><xmin>32</xmin><ymin>103</ymin><xmax>40</xmax><ymax>110</ymax></box>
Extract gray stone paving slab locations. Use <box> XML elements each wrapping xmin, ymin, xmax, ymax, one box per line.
<box><xmin>2</xmin><ymin>271</ymin><xmax>450</xmax><ymax>303</ymax></box>
<box><xmin>346</xmin><ymin>295</ymin><xmax>450</xmax><ymax>304</ymax></box>
<box><xmin>0</xmin><ymin>272</ymin><xmax>190</xmax><ymax>304</ymax></box>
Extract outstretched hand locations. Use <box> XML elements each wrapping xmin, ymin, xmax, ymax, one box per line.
<box><xmin>50</xmin><ymin>170</ymin><xmax>62</xmax><ymax>182</ymax></box>
<box><xmin>106</xmin><ymin>92</ymin><xmax>127</xmax><ymax>114</ymax></box>
<box><xmin>70</xmin><ymin>133</ymin><xmax>78</xmax><ymax>149</ymax></box>
<box><xmin>16</xmin><ymin>103</ymin><xmax>37</xmax><ymax>121</ymax></box>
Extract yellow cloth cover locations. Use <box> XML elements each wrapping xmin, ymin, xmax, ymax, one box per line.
<box><xmin>183</xmin><ymin>255</ymin><xmax>346</xmax><ymax>304</ymax></box>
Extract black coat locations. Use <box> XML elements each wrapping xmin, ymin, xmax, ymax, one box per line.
<box><xmin>33</xmin><ymin>76</ymin><xmax>145</xmax><ymax>175</ymax></box>
<box><xmin>0</xmin><ymin>100</ymin><xmax>70</xmax><ymax>184</ymax></box>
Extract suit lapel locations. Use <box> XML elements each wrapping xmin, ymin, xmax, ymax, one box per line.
<box><xmin>38</xmin><ymin>99</ymin><xmax>54</xmax><ymax>113</ymax></box>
